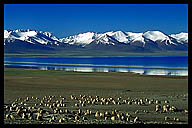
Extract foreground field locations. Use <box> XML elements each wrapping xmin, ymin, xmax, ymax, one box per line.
<box><xmin>4</xmin><ymin>68</ymin><xmax>188</xmax><ymax>124</ymax></box>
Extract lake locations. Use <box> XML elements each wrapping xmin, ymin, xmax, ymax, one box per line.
<box><xmin>4</xmin><ymin>56</ymin><xmax>188</xmax><ymax>76</ymax></box>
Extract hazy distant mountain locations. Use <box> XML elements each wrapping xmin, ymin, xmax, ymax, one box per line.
<box><xmin>4</xmin><ymin>29</ymin><xmax>188</xmax><ymax>53</ymax></box>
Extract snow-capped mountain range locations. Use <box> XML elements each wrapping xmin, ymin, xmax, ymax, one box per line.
<box><xmin>4</xmin><ymin>29</ymin><xmax>188</xmax><ymax>53</ymax></box>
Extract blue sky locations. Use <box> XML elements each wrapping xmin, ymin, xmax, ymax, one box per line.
<box><xmin>4</xmin><ymin>4</ymin><xmax>188</xmax><ymax>38</ymax></box>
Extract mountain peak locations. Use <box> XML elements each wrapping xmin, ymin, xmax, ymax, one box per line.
<box><xmin>4</xmin><ymin>29</ymin><xmax>188</xmax><ymax>53</ymax></box>
<box><xmin>170</xmin><ymin>32</ymin><xmax>188</xmax><ymax>43</ymax></box>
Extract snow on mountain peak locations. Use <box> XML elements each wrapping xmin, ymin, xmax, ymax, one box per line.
<box><xmin>170</xmin><ymin>32</ymin><xmax>188</xmax><ymax>43</ymax></box>
<box><xmin>17</xmin><ymin>30</ymin><xmax>37</xmax><ymax>37</ymax></box>
<box><xmin>105</xmin><ymin>30</ymin><xmax>128</xmax><ymax>43</ymax></box>
<box><xmin>4</xmin><ymin>29</ymin><xmax>188</xmax><ymax>49</ymax></box>
<box><xmin>143</xmin><ymin>31</ymin><xmax>176</xmax><ymax>45</ymax></box>
<box><xmin>143</xmin><ymin>31</ymin><xmax>168</xmax><ymax>41</ymax></box>
<box><xmin>4</xmin><ymin>30</ymin><xmax>11</xmax><ymax>38</ymax></box>
<box><xmin>62</xmin><ymin>32</ymin><xmax>97</xmax><ymax>45</ymax></box>
<box><xmin>4</xmin><ymin>29</ymin><xmax>37</xmax><ymax>41</ymax></box>
<box><xmin>126</xmin><ymin>32</ymin><xmax>144</xmax><ymax>42</ymax></box>
<box><xmin>4</xmin><ymin>29</ymin><xmax>61</xmax><ymax>45</ymax></box>
<box><xmin>94</xmin><ymin>34</ymin><xmax>116</xmax><ymax>45</ymax></box>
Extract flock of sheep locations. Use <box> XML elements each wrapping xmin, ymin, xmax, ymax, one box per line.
<box><xmin>4</xmin><ymin>94</ymin><xmax>188</xmax><ymax>124</ymax></box>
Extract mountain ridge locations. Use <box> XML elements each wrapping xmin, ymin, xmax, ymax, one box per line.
<box><xmin>4</xmin><ymin>29</ymin><xmax>188</xmax><ymax>53</ymax></box>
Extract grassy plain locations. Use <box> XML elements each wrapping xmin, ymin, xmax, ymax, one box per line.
<box><xmin>4</xmin><ymin>68</ymin><xmax>188</xmax><ymax>124</ymax></box>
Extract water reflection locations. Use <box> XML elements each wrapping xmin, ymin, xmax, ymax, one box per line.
<box><xmin>129</xmin><ymin>69</ymin><xmax>145</xmax><ymax>74</ymax></box>
<box><xmin>4</xmin><ymin>64</ymin><xmax>188</xmax><ymax>76</ymax></box>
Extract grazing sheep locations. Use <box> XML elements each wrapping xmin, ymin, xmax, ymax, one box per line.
<box><xmin>49</xmin><ymin>105</ymin><xmax>53</xmax><ymax>109</ymax></box>
<box><xmin>128</xmin><ymin>101</ymin><xmax>132</xmax><ymax>105</ymax></box>
<box><xmin>184</xmin><ymin>109</ymin><xmax>188</xmax><ymax>114</ymax></box>
<box><xmin>78</xmin><ymin>109</ymin><xmax>82</xmax><ymax>114</ymax></box>
<box><xmin>4</xmin><ymin>105</ymin><xmax>8</xmax><ymax>111</ymax></box>
<box><xmin>135</xmin><ymin>110</ymin><xmax>139</xmax><ymax>114</ymax></box>
<box><xmin>133</xmin><ymin>117</ymin><xmax>139</xmax><ymax>123</ymax></box>
<box><xmin>10</xmin><ymin>114</ymin><xmax>14</xmax><ymax>119</ymax></box>
<box><xmin>126</xmin><ymin>117</ymin><xmax>131</xmax><ymax>122</ymax></box>
<box><xmin>27</xmin><ymin>113</ymin><xmax>32</xmax><ymax>119</ymax></box>
<box><xmin>63</xmin><ymin>117</ymin><xmax>68</xmax><ymax>122</ymax></box>
<box><xmin>16</xmin><ymin>109</ymin><xmax>21</xmax><ymax>116</ymax></box>
<box><xmin>164</xmin><ymin>116</ymin><xmax>169</xmax><ymax>121</ymax></box>
<box><xmin>111</xmin><ymin>110</ymin><xmax>116</xmax><ymax>115</ymax></box>
<box><xmin>109</xmin><ymin>97</ymin><xmax>113</xmax><ymax>101</ymax></box>
<box><xmin>117</xmin><ymin>97</ymin><xmax>122</xmax><ymax>101</ymax></box>
<box><xmin>117</xmin><ymin>102</ymin><xmax>121</xmax><ymax>105</ymax></box>
<box><xmin>145</xmin><ymin>98</ymin><xmax>149</xmax><ymax>102</ymax></box>
<box><xmin>28</xmin><ymin>106</ymin><xmax>31</xmax><ymax>110</ymax></box>
<box><xmin>70</xmin><ymin>95</ymin><xmax>74</xmax><ymax>100</ymax></box>
<box><xmin>111</xmin><ymin>116</ymin><xmax>116</xmax><ymax>121</ymax></box>
<box><xmin>164</xmin><ymin>100</ymin><xmax>169</xmax><ymax>104</ymax></box>
<box><xmin>84</xmin><ymin>112</ymin><xmax>88</xmax><ymax>116</ymax></box>
<box><xmin>173</xmin><ymin>117</ymin><xmax>177</xmax><ymax>121</ymax></box>
<box><xmin>155</xmin><ymin>100</ymin><xmax>161</xmax><ymax>104</ymax></box>
<box><xmin>53</xmin><ymin>109</ymin><xmax>58</xmax><ymax>114</ymax></box>
<box><xmin>112</xmin><ymin>100</ymin><xmax>117</xmax><ymax>105</ymax></box>
<box><xmin>51</xmin><ymin>116</ymin><xmax>55</xmax><ymax>121</ymax></box>
<box><xmin>59</xmin><ymin>109</ymin><xmax>63</xmax><ymax>114</ymax></box>
<box><xmin>29</xmin><ymin>116</ymin><xmax>33</xmax><ymax>120</ymax></box>
<box><xmin>59</xmin><ymin>100</ymin><xmax>64</xmax><ymax>104</ymax></box>
<box><xmin>59</xmin><ymin>118</ymin><xmax>62</xmax><ymax>123</ymax></box>
<box><xmin>176</xmin><ymin>118</ymin><xmax>180</xmax><ymax>122</ymax></box>
<box><xmin>169</xmin><ymin>106</ymin><xmax>178</xmax><ymax>112</ymax></box>
<box><xmin>148</xmin><ymin>100</ymin><xmax>153</xmax><ymax>104</ymax></box>
<box><xmin>22</xmin><ymin>113</ymin><xmax>26</xmax><ymax>119</ymax></box>
<box><xmin>87</xmin><ymin>101</ymin><xmax>91</xmax><ymax>104</ymax></box>
<box><xmin>81</xmin><ymin>103</ymin><xmax>86</xmax><ymax>107</ymax></box>
<box><xmin>5</xmin><ymin>114</ymin><xmax>10</xmax><ymax>119</ymax></box>
<box><xmin>63</xmin><ymin>104</ymin><xmax>66</xmax><ymax>107</ymax></box>
<box><xmin>116</xmin><ymin>113</ymin><xmax>121</xmax><ymax>120</ymax></box>
<box><xmin>163</xmin><ymin>105</ymin><xmax>168</xmax><ymax>112</ymax></box>
<box><xmin>155</xmin><ymin>105</ymin><xmax>161</xmax><ymax>112</ymax></box>
<box><xmin>36</xmin><ymin>113</ymin><xmax>43</xmax><ymax>121</ymax></box>
<box><xmin>49</xmin><ymin>118</ymin><xmax>53</xmax><ymax>123</ymax></box>
<box><xmin>105</xmin><ymin>111</ymin><xmax>109</xmax><ymax>116</ymax></box>
<box><xmin>91</xmin><ymin>101</ymin><xmax>95</xmax><ymax>105</ymax></box>
<box><xmin>52</xmin><ymin>103</ymin><xmax>56</xmax><ymax>107</ymax></box>
<box><xmin>57</xmin><ymin>104</ymin><xmax>60</xmax><ymax>107</ymax></box>
<box><xmin>9</xmin><ymin>107</ymin><xmax>13</xmax><ymax>111</ymax></box>
<box><xmin>121</xmin><ymin>116</ymin><xmax>125</xmax><ymax>121</ymax></box>
<box><xmin>123</xmin><ymin>99</ymin><xmax>127</xmax><ymax>104</ymax></box>
<box><xmin>75</xmin><ymin>115</ymin><xmax>79</xmax><ymax>121</ymax></box>
<box><xmin>95</xmin><ymin>111</ymin><xmax>100</xmax><ymax>118</ymax></box>
<box><xmin>100</xmin><ymin>112</ymin><xmax>105</xmax><ymax>118</ymax></box>
<box><xmin>126</xmin><ymin>112</ymin><xmax>130</xmax><ymax>117</ymax></box>
<box><xmin>65</xmin><ymin>109</ymin><xmax>69</xmax><ymax>114</ymax></box>
<box><xmin>85</xmin><ymin>109</ymin><xmax>91</xmax><ymax>115</ymax></box>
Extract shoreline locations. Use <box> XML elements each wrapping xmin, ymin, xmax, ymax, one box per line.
<box><xmin>4</xmin><ymin>61</ymin><xmax>188</xmax><ymax>70</ymax></box>
<box><xmin>3</xmin><ymin>67</ymin><xmax>188</xmax><ymax>79</ymax></box>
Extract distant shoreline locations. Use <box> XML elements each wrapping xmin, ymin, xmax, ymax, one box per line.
<box><xmin>4</xmin><ymin>61</ymin><xmax>188</xmax><ymax>70</ymax></box>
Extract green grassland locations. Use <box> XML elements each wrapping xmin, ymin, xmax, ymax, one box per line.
<box><xmin>4</xmin><ymin>68</ymin><xmax>188</xmax><ymax>124</ymax></box>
